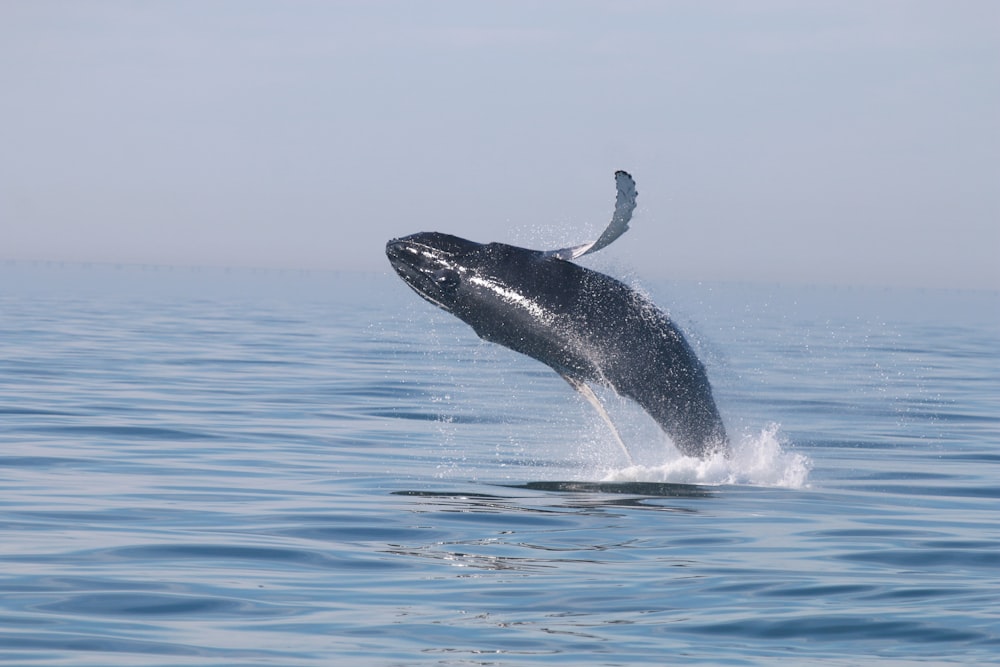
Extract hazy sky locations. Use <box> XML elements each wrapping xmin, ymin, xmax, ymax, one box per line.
<box><xmin>2</xmin><ymin>1</ymin><xmax>998</xmax><ymax>289</ymax></box>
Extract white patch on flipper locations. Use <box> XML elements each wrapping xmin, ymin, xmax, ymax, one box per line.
<box><xmin>560</xmin><ymin>374</ymin><xmax>635</xmax><ymax>466</ymax></box>
<box><xmin>546</xmin><ymin>170</ymin><xmax>638</xmax><ymax>260</ymax></box>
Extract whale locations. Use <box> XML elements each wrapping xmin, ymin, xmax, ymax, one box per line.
<box><xmin>385</xmin><ymin>171</ymin><xmax>727</xmax><ymax>460</ymax></box>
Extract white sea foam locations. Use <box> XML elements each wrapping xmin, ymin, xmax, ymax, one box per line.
<box><xmin>597</xmin><ymin>424</ymin><xmax>811</xmax><ymax>488</ymax></box>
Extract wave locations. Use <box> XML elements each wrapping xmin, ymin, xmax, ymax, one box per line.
<box><xmin>598</xmin><ymin>424</ymin><xmax>811</xmax><ymax>488</ymax></box>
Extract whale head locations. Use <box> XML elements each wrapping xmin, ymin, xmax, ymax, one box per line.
<box><xmin>386</xmin><ymin>232</ymin><xmax>546</xmax><ymax>316</ymax></box>
<box><xmin>385</xmin><ymin>232</ymin><xmax>486</xmax><ymax>314</ymax></box>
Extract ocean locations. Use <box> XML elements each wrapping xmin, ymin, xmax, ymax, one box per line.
<box><xmin>1</xmin><ymin>261</ymin><xmax>998</xmax><ymax>665</ymax></box>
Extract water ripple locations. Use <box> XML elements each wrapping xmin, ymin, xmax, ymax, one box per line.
<box><xmin>1</xmin><ymin>269</ymin><xmax>997</xmax><ymax>665</ymax></box>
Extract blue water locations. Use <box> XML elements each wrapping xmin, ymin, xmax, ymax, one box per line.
<box><xmin>1</xmin><ymin>262</ymin><xmax>998</xmax><ymax>665</ymax></box>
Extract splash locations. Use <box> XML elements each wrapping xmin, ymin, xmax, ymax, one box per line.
<box><xmin>597</xmin><ymin>424</ymin><xmax>811</xmax><ymax>488</ymax></box>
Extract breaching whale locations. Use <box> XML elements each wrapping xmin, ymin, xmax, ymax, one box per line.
<box><xmin>385</xmin><ymin>171</ymin><xmax>728</xmax><ymax>460</ymax></box>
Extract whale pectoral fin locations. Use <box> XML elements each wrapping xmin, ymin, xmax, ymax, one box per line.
<box><xmin>559</xmin><ymin>372</ymin><xmax>635</xmax><ymax>466</ymax></box>
<box><xmin>545</xmin><ymin>170</ymin><xmax>638</xmax><ymax>261</ymax></box>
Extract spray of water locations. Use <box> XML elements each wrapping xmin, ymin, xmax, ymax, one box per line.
<box><xmin>594</xmin><ymin>423</ymin><xmax>811</xmax><ymax>488</ymax></box>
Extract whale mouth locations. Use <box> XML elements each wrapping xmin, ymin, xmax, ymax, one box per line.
<box><xmin>384</xmin><ymin>238</ymin><xmax>419</xmax><ymax>272</ymax></box>
<box><xmin>386</xmin><ymin>237</ymin><xmax>460</xmax><ymax>312</ymax></box>
<box><xmin>385</xmin><ymin>237</ymin><xmax>442</xmax><ymax>279</ymax></box>
<box><xmin>386</xmin><ymin>238</ymin><xmax>432</xmax><ymax>290</ymax></box>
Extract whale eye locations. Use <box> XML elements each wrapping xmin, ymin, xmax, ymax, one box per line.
<box><xmin>432</xmin><ymin>269</ymin><xmax>460</xmax><ymax>290</ymax></box>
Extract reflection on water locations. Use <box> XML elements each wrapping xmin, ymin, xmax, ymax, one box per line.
<box><xmin>512</xmin><ymin>480</ymin><xmax>715</xmax><ymax>499</ymax></box>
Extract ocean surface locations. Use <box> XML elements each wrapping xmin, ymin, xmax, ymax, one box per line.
<box><xmin>1</xmin><ymin>261</ymin><xmax>998</xmax><ymax>666</ymax></box>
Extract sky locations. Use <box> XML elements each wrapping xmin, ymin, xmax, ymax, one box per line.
<box><xmin>2</xmin><ymin>1</ymin><xmax>998</xmax><ymax>289</ymax></box>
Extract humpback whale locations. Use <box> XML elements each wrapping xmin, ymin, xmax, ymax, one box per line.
<box><xmin>385</xmin><ymin>171</ymin><xmax>728</xmax><ymax>460</ymax></box>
